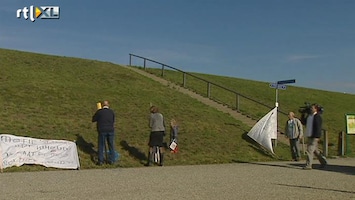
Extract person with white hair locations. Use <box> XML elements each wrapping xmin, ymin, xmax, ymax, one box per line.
<box><xmin>285</xmin><ymin>112</ymin><xmax>303</xmax><ymax>161</ymax></box>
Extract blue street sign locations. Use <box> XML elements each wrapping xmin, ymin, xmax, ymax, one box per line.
<box><xmin>269</xmin><ymin>83</ymin><xmax>277</xmax><ymax>88</ymax></box>
<box><xmin>277</xmin><ymin>79</ymin><xmax>296</xmax><ymax>85</ymax></box>
<box><xmin>278</xmin><ymin>84</ymin><xmax>287</xmax><ymax>90</ymax></box>
<box><xmin>269</xmin><ymin>83</ymin><xmax>287</xmax><ymax>90</ymax></box>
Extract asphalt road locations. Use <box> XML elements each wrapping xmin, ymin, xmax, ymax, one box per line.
<box><xmin>1</xmin><ymin>158</ymin><xmax>354</xmax><ymax>200</ymax></box>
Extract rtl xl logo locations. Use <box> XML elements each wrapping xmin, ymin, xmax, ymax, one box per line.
<box><xmin>17</xmin><ymin>6</ymin><xmax>60</xmax><ymax>22</ymax></box>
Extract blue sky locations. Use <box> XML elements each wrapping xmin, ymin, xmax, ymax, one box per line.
<box><xmin>1</xmin><ymin>0</ymin><xmax>355</xmax><ymax>94</ymax></box>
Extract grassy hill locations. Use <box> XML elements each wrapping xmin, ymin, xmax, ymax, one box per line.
<box><xmin>0</xmin><ymin>48</ymin><xmax>354</xmax><ymax>172</ymax></box>
<box><xmin>142</xmin><ymin>66</ymin><xmax>355</xmax><ymax>155</ymax></box>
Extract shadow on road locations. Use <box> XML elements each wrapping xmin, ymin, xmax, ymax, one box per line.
<box><xmin>290</xmin><ymin>163</ymin><xmax>355</xmax><ymax>176</ymax></box>
<box><xmin>232</xmin><ymin>159</ymin><xmax>355</xmax><ymax>176</ymax></box>
<box><xmin>275</xmin><ymin>183</ymin><xmax>355</xmax><ymax>195</ymax></box>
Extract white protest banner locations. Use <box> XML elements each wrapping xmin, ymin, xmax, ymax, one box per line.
<box><xmin>247</xmin><ymin>107</ymin><xmax>278</xmax><ymax>154</ymax></box>
<box><xmin>0</xmin><ymin>134</ymin><xmax>80</xmax><ymax>170</ymax></box>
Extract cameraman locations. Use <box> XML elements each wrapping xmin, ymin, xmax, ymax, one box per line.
<box><xmin>303</xmin><ymin>104</ymin><xmax>327</xmax><ymax>170</ymax></box>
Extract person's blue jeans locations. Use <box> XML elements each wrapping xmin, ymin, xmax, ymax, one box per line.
<box><xmin>98</xmin><ymin>131</ymin><xmax>115</xmax><ymax>164</ymax></box>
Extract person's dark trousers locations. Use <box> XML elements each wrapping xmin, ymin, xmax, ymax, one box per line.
<box><xmin>98</xmin><ymin>132</ymin><xmax>115</xmax><ymax>164</ymax></box>
<box><xmin>145</xmin><ymin>150</ymin><xmax>153</xmax><ymax>166</ymax></box>
<box><xmin>159</xmin><ymin>152</ymin><xmax>164</xmax><ymax>166</ymax></box>
<box><xmin>289</xmin><ymin>138</ymin><xmax>301</xmax><ymax>161</ymax></box>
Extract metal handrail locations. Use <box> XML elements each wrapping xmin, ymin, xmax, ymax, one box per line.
<box><xmin>129</xmin><ymin>53</ymin><xmax>287</xmax><ymax>116</ymax></box>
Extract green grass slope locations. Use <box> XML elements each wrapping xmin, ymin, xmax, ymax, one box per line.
<box><xmin>0</xmin><ymin>49</ymin><xmax>292</xmax><ymax>172</ymax></box>
<box><xmin>139</xmin><ymin>64</ymin><xmax>355</xmax><ymax>157</ymax></box>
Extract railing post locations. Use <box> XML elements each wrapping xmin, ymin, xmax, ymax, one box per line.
<box><xmin>338</xmin><ymin>131</ymin><xmax>345</xmax><ymax>156</ymax></box>
<box><xmin>272</xmin><ymin>139</ymin><xmax>277</xmax><ymax>148</ymax></box>
<box><xmin>144</xmin><ymin>59</ymin><xmax>146</xmax><ymax>70</ymax></box>
<box><xmin>129</xmin><ymin>54</ymin><xmax>132</xmax><ymax>66</ymax></box>
<box><xmin>323</xmin><ymin>130</ymin><xmax>328</xmax><ymax>157</ymax></box>
<box><xmin>161</xmin><ymin>64</ymin><xmax>165</xmax><ymax>77</ymax></box>
<box><xmin>183</xmin><ymin>73</ymin><xmax>187</xmax><ymax>87</ymax></box>
<box><xmin>236</xmin><ymin>94</ymin><xmax>240</xmax><ymax>111</ymax></box>
<box><xmin>207</xmin><ymin>82</ymin><xmax>211</xmax><ymax>98</ymax></box>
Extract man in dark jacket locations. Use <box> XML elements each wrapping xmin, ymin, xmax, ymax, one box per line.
<box><xmin>92</xmin><ymin>100</ymin><xmax>116</xmax><ymax>165</ymax></box>
<box><xmin>303</xmin><ymin>104</ymin><xmax>327</xmax><ymax>170</ymax></box>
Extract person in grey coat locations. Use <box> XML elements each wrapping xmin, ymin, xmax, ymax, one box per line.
<box><xmin>285</xmin><ymin>112</ymin><xmax>303</xmax><ymax>161</ymax></box>
<box><xmin>146</xmin><ymin>106</ymin><xmax>166</xmax><ymax>166</ymax></box>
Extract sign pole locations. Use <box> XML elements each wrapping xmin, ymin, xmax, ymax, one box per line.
<box><xmin>274</xmin><ymin>88</ymin><xmax>279</xmax><ymax>147</ymax></box>
<box><xmin>345</xmin><ymin>114</ymin><xmax>355</xmax><ymax>155</ymax></box>
<box><xmin>275</xmin><ymin>88</ymin><xmax>279</xmax><ymax>108</ymax></box>
<box><xmin>269</xmin><ymin>79</ymin><xmax>296</xmax><ymax>148</ymax></box>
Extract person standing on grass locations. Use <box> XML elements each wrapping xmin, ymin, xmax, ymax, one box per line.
<box><xmin>92</xmin><ymin>100</ymin><xmax>116</xmax><ymax>165</ymax></box>
<box><xmin>303</xmin><ymin>104</ymin><xmax>327</xmax><ymax>170</ymax></box>
<box><xmin>285</xmin><ymin>112</ymin><xmax>303</xmax><ymax>161</ymax></box>
<box><xmin>146</xmin><ymin>105</ymin><xmax>166</xmax><ymax>166</ymax></box>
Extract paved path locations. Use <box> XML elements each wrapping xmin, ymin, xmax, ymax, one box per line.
<box><xmin>1</xmin><ymin>158</ymin><xmax>354</xmax><ymax>200</ymax></box>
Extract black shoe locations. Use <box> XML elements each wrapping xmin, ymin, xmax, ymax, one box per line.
<box><xmin>319</xmin><ymin>163</ymin><xmax>327</xmax><ymax>169</ymax></box>
<box><xmin>96</xmin><ymin>162</ymin><xmax>103</xmax><ymax>166</ymax></box>
<box><xmin>145</xmin><ymin>152</ymin><xmax>153</xmax><ymax>166</ymax></box>
<box><xmin>319</xmin><ymin>157</ymin><xmax>327</xmax><ymax>168</ymax></box>
<box><xmin>159</xmin><ymin>153</ymin><xmax>164</xmax><ymax>166</ymax></box>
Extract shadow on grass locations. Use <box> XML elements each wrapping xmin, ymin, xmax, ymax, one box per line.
<box><xmin>241</xmin><ymin>131</ymin><xmax>276</xmax><ymax>158</ymax></box>
<box><xmin>75</xmin><ymin>134</ymin><xmax>97</xmax><ymax>163</ymax></box>
<box><xmin>120</xmin><ymin>140</ymin><xmax>147</xmax><ymax>165</ymax></box>
<box><xmin>224</xmin><ymin>123</ymin><xmax>249</xmax><ymax>133</ymax></box>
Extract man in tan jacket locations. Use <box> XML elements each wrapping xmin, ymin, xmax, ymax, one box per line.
<box><xmin>285</xmin><ymin>112</ymin><xmax>303</xmax><ymax>161</ymax></box>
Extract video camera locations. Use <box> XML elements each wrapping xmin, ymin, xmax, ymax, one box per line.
<box><xmin>298</xmin><ymin>102</ymin><xmax>324</xmax><ymax>125</ymax></box>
